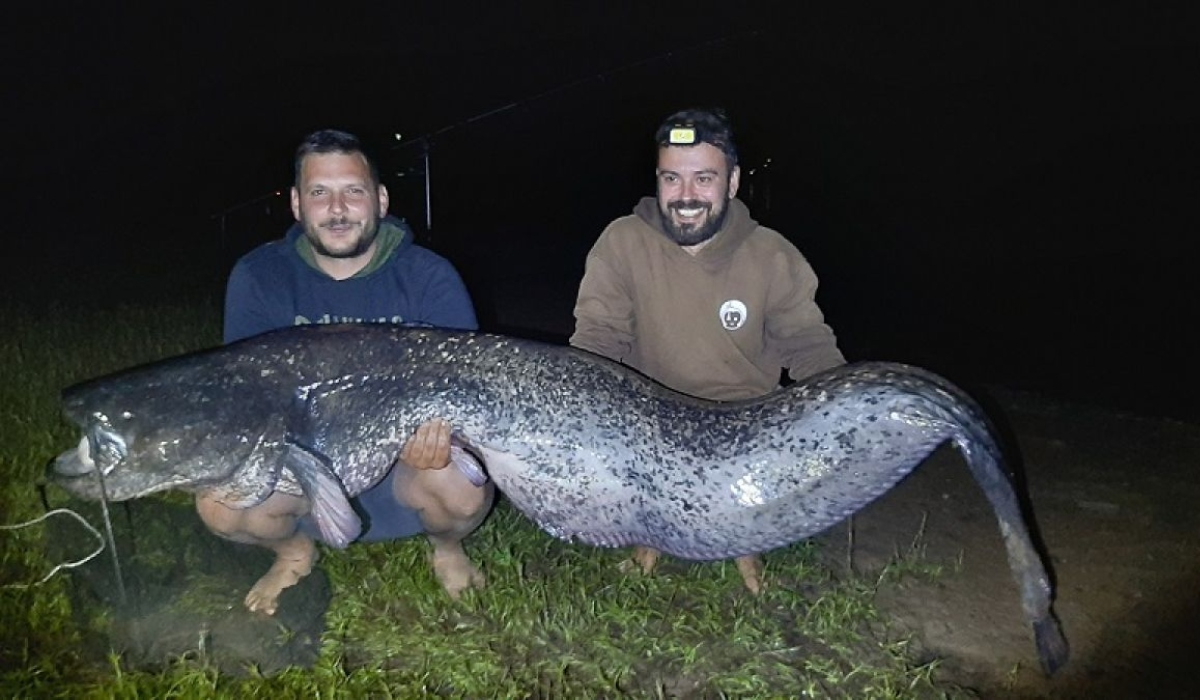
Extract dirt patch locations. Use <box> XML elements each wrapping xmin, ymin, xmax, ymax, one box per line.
<box><xmin>816</xmin><ymin>390</ymin><xmax>1200</xmax><ymax>698</ymax></box>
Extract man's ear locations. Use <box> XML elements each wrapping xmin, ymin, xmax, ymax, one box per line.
<box><xmin>290</xmin><ymin>187</ymin><xmax>301</xmax><ymax>220</ymax></box>
<box><xmin>728</xmin><ymin>165</ymin><xmax>742</xmax><ymax>199</ymax></box>
<box><xmin>377</xmin><ymin>183</ymin><xmax>390</xmax><ymax>217</ymax></box>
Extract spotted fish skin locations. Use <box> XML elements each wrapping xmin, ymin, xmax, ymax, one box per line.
<box><xmin>47</xmin><ymin>323</ymin><xmax>1067</xmax><ymax>674</ymax></box>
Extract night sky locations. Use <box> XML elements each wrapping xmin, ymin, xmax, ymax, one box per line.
<box><xmin>4</xmin><ymin>5</ymin><xmax>1197</xmax><ymax>420</ymax></box>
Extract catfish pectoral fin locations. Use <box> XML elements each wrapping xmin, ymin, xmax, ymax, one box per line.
<box><xmin>449</xmin><ymin>438</ymin><xmax>487</xmax><ymax>487</ymax></box>
<box><xmin>284</xmin><ymin>442</ymin><xmax>361</xmax><ymax>548</ymax></box>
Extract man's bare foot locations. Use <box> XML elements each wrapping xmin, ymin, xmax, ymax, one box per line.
<box><xmin>735</xmin><ymin>554</ymin><xmax>764</xmax><ymax>595</ymax></box>
<box><xmin>616</xmin><ymin>548</ymin><xmax>762</xmax><ymax>593</ymax></box>
<box><xmin>244</xmin><ymin>538</ymin><xmax>317</xmax><ymax>615</ymax></box>
<box><xmin>618</xmin><ymin>545</ymin><xmax>661</xmax><ymax>575</ymax></box>
<box><xmin>430</xmin><ymin>544</ymin><xmax>485</xmax><ymax>598</ymax></box>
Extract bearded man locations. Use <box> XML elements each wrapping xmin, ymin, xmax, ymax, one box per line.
<box><xmin>570</xmin><ymin>108</ymin><xmax>845</xmax><ymax>594</ymax></box>
<box><xmin>209</xmin><ymin>129</ymin><xmax>492</xmax><ymax>615</ymax></box>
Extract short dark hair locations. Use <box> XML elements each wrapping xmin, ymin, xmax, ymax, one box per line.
<box><xmin>293</xmin><ymin>129</ymin><xmax>381</xmax><ymax>187</ymax></box>
<box><xmin>654</xmin><ymin>107</ymin><xmax>738</xmax><ymax>167</ymax></box>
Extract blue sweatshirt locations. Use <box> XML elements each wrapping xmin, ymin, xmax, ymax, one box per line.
<box><xmin>223</xmin><ymin>216</ymin><xmax>477</xmax><ymax>343</ymax></box>
<box><xmin>221</xmin><ymin>216</ymin><xmax>478</xmax><ymax>543</ymax></box>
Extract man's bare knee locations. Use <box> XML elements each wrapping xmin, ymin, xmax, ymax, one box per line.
<box><xmin>195</xmin><ymin>491</ymin><xmax>309</xmax><ymax>544</ymax></box>
<box><xmin>196</xmin><ymin>492</ymin><xmax>242</xmax><ymax>538</ymax></box>
<box><xmin>397</xmin><ymin>465</ymin><xmax>493</xmax><ymax>531</ymax></box>
<box><xmin>436</xmin><ymin>478</ymin><xmax>493</xmax><ymax>521</ymax></box>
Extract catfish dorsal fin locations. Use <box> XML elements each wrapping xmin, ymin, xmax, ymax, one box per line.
<box><xmin>283</xmin><ymin>441</ymin><xmax>361</xmax><ymax>548</ymax></box>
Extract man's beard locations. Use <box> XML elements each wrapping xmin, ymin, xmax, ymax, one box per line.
<box><xmin>660</xmin><ymin>199</ymin><xmax>729</xmax><ymax>247</ymax></box>
<box><xmin>304</xmin><ymin>216</ymin><xmax>380</xmax><ymax>258</ymax></box>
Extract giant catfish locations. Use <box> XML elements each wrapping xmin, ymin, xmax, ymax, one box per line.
<box><xmin>48</xmin><ymin>323</ymin><xmax>1068</xmax><ymax>675</ymax></box>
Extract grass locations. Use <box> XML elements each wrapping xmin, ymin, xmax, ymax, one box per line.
<box><xmin>0</xmin><ymin>296</ymin><xmax>970</xmax><ymax>698</ymax></box>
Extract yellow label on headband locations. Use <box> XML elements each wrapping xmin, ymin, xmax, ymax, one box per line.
<box><xmin>668</xmin><ymin>127</ymin><xmax>696</xmax><ymax>144</ymax></box>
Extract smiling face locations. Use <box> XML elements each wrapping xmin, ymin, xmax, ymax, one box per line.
<box><xmin>290</xmin><ymin>151</ymin><xmax>390</xmax><ymax>277</ymax></box>
<box><xmin>655</xmin><ymin>142</ymin><xmax>741</xmax><ymax>247</ymax></box>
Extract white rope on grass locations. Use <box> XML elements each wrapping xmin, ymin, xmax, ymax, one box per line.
<box><xmin>0</xmin><ymin>508</ymin><xmax>106</xmax><ymax>588</ymax></box>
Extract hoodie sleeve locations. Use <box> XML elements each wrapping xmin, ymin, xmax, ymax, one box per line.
<box><xmin>570</xmin><ymin>232</ymin><xmax>634</xmax><ymax>363</ymax></box>
<box><xmin>223</xmin><ymin>259</ymin><xmax>280</xmax><ymax>343</ymax></box>
<box><xmin>763</xmin><ymin>248</ymin><xmax>846</xmax><ymax>381</ymax></box>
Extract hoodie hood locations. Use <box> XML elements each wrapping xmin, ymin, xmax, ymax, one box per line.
<box><xmin>286</xmin><ymin>215</ymin><xmax>413</xmax><ymax>278</ymax></box>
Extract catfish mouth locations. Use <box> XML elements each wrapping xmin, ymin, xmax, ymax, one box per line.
<box><xmin>47</xmin><ymin>434</ymin><xmax>187</xmax><ymax>502</ymax></box>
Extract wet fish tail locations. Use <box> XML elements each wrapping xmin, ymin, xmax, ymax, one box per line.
<box><xmin>940</xmin><ymin>390</ymin><xmax>1070</xmax><ymax>676</ymax></box>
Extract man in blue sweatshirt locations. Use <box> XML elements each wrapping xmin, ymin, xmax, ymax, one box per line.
<box><xmin>202</xmin><ymin>129</ymin><xmax>493</xmax><ymax>615</ymax></box>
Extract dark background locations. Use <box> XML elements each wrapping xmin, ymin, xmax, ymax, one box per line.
<box><xmin>4</xmin><ymin>4</ymin><xmax>1196</xmax><ymax>421</ymax></box>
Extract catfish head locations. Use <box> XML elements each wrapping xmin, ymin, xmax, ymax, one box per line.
<box><xmin>47</xmin><ymin>347</ymin><xmax>289</xmax><ymax>506</ymax></box>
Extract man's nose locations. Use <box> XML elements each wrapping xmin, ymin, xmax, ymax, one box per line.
<box><xmin>329</xmin><ymin>192</ymin><xmax>347</xmax><ymax>213</ymax></box>
<box><xmin>680</xmin><ymin>179</ymin><xmax>698</xmax><ymax>200</ymax></box>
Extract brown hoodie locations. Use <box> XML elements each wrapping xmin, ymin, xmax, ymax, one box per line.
<box><xmin>571</xmin><ymin>197</ymin><xmax>845</xmax><ymax>401</ymax></box>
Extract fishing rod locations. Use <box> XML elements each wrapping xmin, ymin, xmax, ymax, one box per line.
<box><xmin>391</xmin><ymin>28</ymin><xmax>759</xmax><ymax>237</ymax></box>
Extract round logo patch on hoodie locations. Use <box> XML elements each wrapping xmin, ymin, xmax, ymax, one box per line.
<box><xmin>719</xmin><ymin>300</ymin><xmax>748</xmax><ymax>331</ymax></box>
